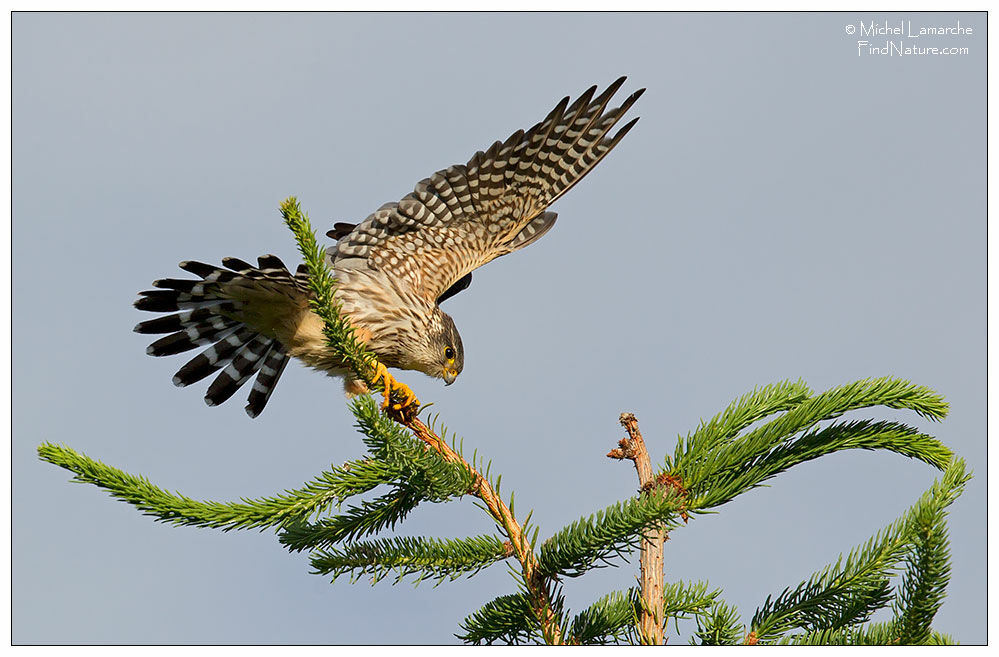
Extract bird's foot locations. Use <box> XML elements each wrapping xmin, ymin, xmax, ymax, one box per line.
<box><xmin>371</xmin><ymin>361</ymin><xmax>420</xmax><ymax>421</ymax></box>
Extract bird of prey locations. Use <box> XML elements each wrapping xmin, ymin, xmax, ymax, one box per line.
<box><xmin>134</xmin><ymin>77</ymin><xmax>644</xmax><ymax>418</ymax></box>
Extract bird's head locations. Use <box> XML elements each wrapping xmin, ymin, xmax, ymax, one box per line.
<box><xmin>400</xmin><ymin>307</ymin><xmax>464</xmax><ymax>385</ymax></box>
<box><xmin>433</xmin><ymin>311</ymin><xmax>464</xmax><ymax>385</ymax></box>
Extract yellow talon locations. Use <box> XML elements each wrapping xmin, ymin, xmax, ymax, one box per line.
<box><xmin>371</xmin><ymin>362</ymin><xmax>419</xmax><ymax>418</ymax></box>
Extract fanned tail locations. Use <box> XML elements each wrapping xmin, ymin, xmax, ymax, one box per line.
<box><xmin>134</xmin><ymin>255</ymin><xmax>303</xmax><ymax>418</ymax></box>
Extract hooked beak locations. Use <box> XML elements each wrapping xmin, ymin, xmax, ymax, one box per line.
<box><xmin>443</xmin><ymin>368</ymin><xmax>458</xmax><ymax>386</ymax></box>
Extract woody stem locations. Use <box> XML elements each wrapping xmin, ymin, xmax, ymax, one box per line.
<box><xmin>407</xmin><ymin>417</ymin><xmax>564</xmax><ymax>644</ymax></box>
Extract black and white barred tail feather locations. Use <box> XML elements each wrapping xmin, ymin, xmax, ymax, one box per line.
<box><xmin>134</xmin><ymin>255</ymin><xmax>304</xmax><ymax>418</ymax></box>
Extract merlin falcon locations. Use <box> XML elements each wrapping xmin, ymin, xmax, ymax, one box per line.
<box><xmin>134</xmin><ymin>77</ymin><xmax>644</xmax><ymax>418</ymax></box>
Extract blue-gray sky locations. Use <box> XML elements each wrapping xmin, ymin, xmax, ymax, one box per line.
<box><xmin>13</xmin><ymin>12</ymin><xmax>985</xmax><ymax>644</ymax></box>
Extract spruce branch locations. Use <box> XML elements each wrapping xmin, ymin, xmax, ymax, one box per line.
<box><xmin>779</xmin><ymin>623</ymin><xmax>958</xmax><ymax>646</ymax></box>
<box><xmin>568</xmin><ymin>589</ymin><xmax>641</xmax><ymax>645</ymax></box>
<box><xmin>279</xmin><ymin>488</ymin><xmax>422</xmax><ymax>552</ymax></box>
<box><xmin>893</xmin><ymin>520</ymin><xmax>952</xmax><ymax>644</ymax></box>
<box><xmin>662</xmin><ymin>580</ymin><xmax>724</xmax><ymax>627</ymax></box>
<box><xmin>750</xmin><ymin>561</ymin><xmax>894</xmax><ymax>643</ymax></box>
<box><xmin>693</xmin><ymin>600</ymin><xmax>744</xmax><ymax>645</ymax></box>
<box><xmin>695</xmin><ymin>419</ymin><xmax>952</xmax><ymax>511</ymax></box>
<box><xmin>771</xmin><ymin>419</ymin><xmax>952</xmax><ymax>471</ymax></box>
<box><xmin>750</xmin><ymin>458</ymin><xmax>968</xmax><ymax>645</ymax></box>
<box><xmin>677</xmin><ymin>377</ymin><xmax>951</xmax><ymax>512</ymax></box>
<box><xmin>892</xmin><ymin>458</ymin><xmax>964</xmax><ymax>644</ymax></box>
<box><xmin>280</xmin><ymin>197</ymin><xmax>379</xmax><ymax>385</ymax></box>
<box><xmin>719</xmin><ymin>377</ymin><xmax>948</xmax><ymax>466</ymax></box>
<box><xmin>567</xmin><ymin>582</ymin><xmax>721</xmax><ymax>645</ymax></box>
<box><xmin>37</xmin><ymin>442</ymin><xmax>392</xmax><ymax>531</ymax></box>
<box><xmin>673</xmin><ymin>379</ymin><xmax>813</xmax><ymax>467</ymax></box>
<box><xmin>310</xmin><ymin>534</ymin><xmax>513</xmax><ymax>586</ymax></box>
<box><xmin>457</xmin><ymin>593</ymin><xmax>539</xmax><ymax>645</ymax></box>
<box><xmin>536</xmin><ymin>489</ymin><xmax>683</xmax><ymax>579</ymax></box>
<box><xmin>349</xmin><ymin>395</ymin><xmax>476</xmax><ymax>500</ymax></box>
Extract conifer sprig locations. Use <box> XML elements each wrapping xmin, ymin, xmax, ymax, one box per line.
<box><xmin>37</xmin><ymin>442</ymin><xmax>392</xmax><ymax>531</ymax></box>
<box><xmin>694</xmin><ymin>601</ymin><xmax>744</xmax><ymax>645</ymax></box>
<box><xmin>537</xmin><ymin>489</ymin><xmax>684</xmax><ymax>578</ymax></box>
<box><xmin>280</xmin><ymin>196</ymin><xmax>379</xmax><ymax>385</ymax></box>
<box><xmin>749</xmin><ymin>458</ymin><xmax>968</xmax><ymax>645</ymax></box>
<box><xmin>692</xmin><ymin>420</ymin><xmax>952</xmax><ymax>512</ymax></box>
<box><xmin>457</xmin><ymin>593</ymin><xmax>539</xmax><ymax>645</ymax></box>
<box><xmin>350</xmin><ymin>395</ymin><xmax>476</xmax><ymax>499</ymax></box>
<box><xmin>675</xmin><ymin>377</ymin><xmax>951</xmax><ymax>512</ymax></box>
<box><xmin>672</xmin><ymin>379</ymin><xmax>813</xmax><ymax>467</ymax></box>
<box><xmin>892</xmin><ymin>458</ymin><xmax>965</xmax><ymax>644</ymax></box>
<box><xmin>779</xmin><ymin>624</ymin><xmax>957</xmax><ymax>645</ymax></box>
<box><xmin>567</xmin><ymin>589</ymin><xmax>641</xmax><ymax>645</ymax></box>
<box><xmin>661</xmin><ymin>580</ymin><xmax>725</xmax><ymax>628</ymax></box>
<box><xmin>279</xmin><ymin>489</ymin><xmax>422</xmax><ymax>552</ymax></box>
<box><xmin>565</xmin><ymin>582</ymin><xmax>721</xmax><ymax>645</ymax></box>
<box><xmin>894</xmin><ymin>522</ymin><xmax>952</xmax><ymax>644</ymax></box>
<box><xmin>310</xmin><ymin>534</ymin><xmax>511</xmax><ymax>585</ymax></box>
<box><xmin>750</xmin><ymin>546</ymin><xmax>896</xmax><ymax>642</ymax></box>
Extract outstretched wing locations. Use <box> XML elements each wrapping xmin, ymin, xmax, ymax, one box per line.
<box><xmin>328</xmin><ymin>77</ymin><xmax>644</xmax><ymax>304</ymax></box>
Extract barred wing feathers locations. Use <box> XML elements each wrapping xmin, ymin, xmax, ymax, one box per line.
<box><xmin>329</xmin><ymin>76</ymin><xmax>644</xmax><ymax>304</ymax></box>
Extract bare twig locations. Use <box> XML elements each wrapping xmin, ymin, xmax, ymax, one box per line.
<box><xmin>608</xmin><ymin>412</ymin><xmax>666</xmax><ymax>645</ymax></box>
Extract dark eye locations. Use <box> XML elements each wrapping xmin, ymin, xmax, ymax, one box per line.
<box><xmin>445</xmin><ymin>347</ymin><xmax>455</xmax><ymax>361</ymax></box>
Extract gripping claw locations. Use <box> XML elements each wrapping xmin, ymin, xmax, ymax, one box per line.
<box><xmin>371</xmin><ymin>362</ymin><xmax>419</xmax><ymax>420</ymax></box>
